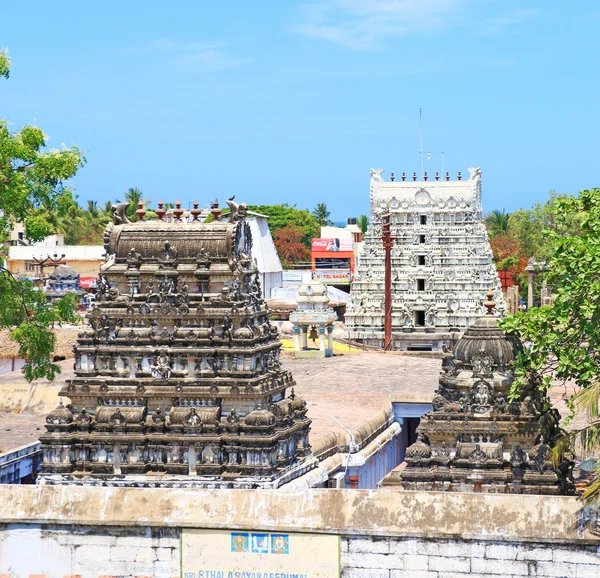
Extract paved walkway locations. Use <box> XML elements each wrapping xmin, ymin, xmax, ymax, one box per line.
<box><xmin>283</xmin><ymin>352</ymin><xmax>440</xmax><ymax>440</ymax></box>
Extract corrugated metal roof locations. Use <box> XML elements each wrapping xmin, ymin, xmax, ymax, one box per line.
<box><xmin>247</xmin><ymin>216</ymin><xmax>282</xmax><ymax>274</ymax></box>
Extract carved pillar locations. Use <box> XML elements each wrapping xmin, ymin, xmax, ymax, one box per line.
<box><xmin>318</xmin><ymin>326</ymin><xmax>326</xmax><ymax>352</ymax></box>
<box><xmin>293</xmin><ymin>326</ymin><xmax>300</xmax><ymax>352</ymax></box>
<box><xmin>527</xmin><ymin>270</ymin><xmax>534</xmax><ymax>309</ymax></box>
<box><xmin>327</xmin><ymin>325</ymin><xmax>334</xmax><ymax>354</ymax></box>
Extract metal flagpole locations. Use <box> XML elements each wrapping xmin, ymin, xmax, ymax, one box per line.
<box><xmin>419</xmin><ymin>108</ymin><xmax>423</xmax><ymax>179</ymax></box>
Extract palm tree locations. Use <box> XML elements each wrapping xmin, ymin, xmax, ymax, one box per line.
<box><xmin>86</xmin><ymin>200</ymin><xmax>100</xmax><ymax>219</ymax></box>
<box><xmin>312</xmin><ymin>203</ymin><xmax>331</xmax><ymax>226</ymax></box>
<box><xmin>357</xmin><ymin>214</ymin><xmax>369</xmax><ymax>235</ymax></box>
<box><xmin>116</xmin><ymin>187</ymin><xmax>149</xmax><ymax>221</ymax></box>
<box><xmin>485</xmin><ymin>209</ymin><xmax>510</xmax><ymax>237</ymax></box>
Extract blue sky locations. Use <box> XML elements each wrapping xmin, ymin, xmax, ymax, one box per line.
<box><xmin>2</xmin><ymin>1</ymin><xmax>599</xmax><ymax>219</ymax></box>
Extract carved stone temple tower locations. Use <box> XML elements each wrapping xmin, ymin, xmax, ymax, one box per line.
<box><xmin>345</xmin><ymin>168</ymin><xmax>506</xmax><ymax>351</ymax></box>
<box><xmin>383</xmin><ymin>291</ymin><xmax>574</xmax><ymax>494</ymax></box>
<box><xmin>40</xmin><ymin>201</ymin><xmax>314</xmax><ymax>488</ymax></box>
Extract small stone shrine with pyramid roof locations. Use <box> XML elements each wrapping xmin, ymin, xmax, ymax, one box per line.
<box><xmin>383</xmin><ymin>290</ymin><xmax>574</xmax><ymax>494</ymax></box>
<box><xmin>345</xmin><ymin>167</ymin><xmax>506</xmax><ymax>351</ymax></box>
<box><xmin>40</xmin><ymin>199</ymin><xmax>314</xmax><ymax>488</ymax></box>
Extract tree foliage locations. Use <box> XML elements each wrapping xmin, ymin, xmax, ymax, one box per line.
<box><xmin>311</xmin><ymin>202</ymin><xmax>331</xmax><ymax>226</ymax></box>
<box><xmin>499</xmin><ymin>188</ymin><xmax>600</xmax><ymax>502</ymax></box>
<box><xmin>486</xmin><ymin>192</ymin><xmax>583</xmax><ymax>294</ymax></box>
<box><xmin>357</xmin><ymin>214</ymin><xmax>369</xmax><ymax>235</ymax></box>
<box><xmin>0</xmin><ymin>49</ymin><xmax>85</xmax><ymax>381</ymax></box>
<box><xmin>484</xmin><ymin>209</ymin><xmax>510</xmax><ymax>237</ymax></box>
<box><xmin>272</xmin><ymin>224</ymin><xmax>311</xmax><ymax>268</ymax></box>
<box><xmin>0</xmin><ymin>48</ymin><xmax>9</xmax><ymax>79</ymax></box>
<box><xmin>247</xmin><ymin>203</ymin><xmax>319</xmax><ymax>252</ymax></box>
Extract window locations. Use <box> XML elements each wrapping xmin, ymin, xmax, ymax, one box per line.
<box><xmin>417</xmin><ymin>279</ymin><xmax>425</xmax><ymax>291</ymax></box>
<box><xmin>25</xmin><ymin>261</ymin><xmax>35</xmax><ymax>272</ymax></box>
<box><xmin>414</xmin><ymin>311</ymin><xmax>425</xmax><ymax>326</ymax></box>
<box><xmin>420</xmin><ymin>215</ymin><xmax>427</xmax><ymax>225</ymax></box>
<box><xmin>419</xmin><ymin>235</ymin><xmax>426</xmax><ymax>244</ymax></box>
<box><xmin>418</xmin><ymin>255</ymin><xmax>426</xmax><ymax>266</ymax></box>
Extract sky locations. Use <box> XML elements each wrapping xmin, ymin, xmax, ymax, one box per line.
<box><xmin>2</xmin><ymin>1</ymin><xmax>599</xmax><ymax>220</ymax></box>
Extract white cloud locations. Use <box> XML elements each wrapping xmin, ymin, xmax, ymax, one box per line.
<box><xmin>477</xmin><ymin>9</ymin><xmax>539</xmax><ymax>36</ymax></box>
<box><xmin>291</xmin><ymin>0</ymin><xmax>535</xmax><ymax>49</ymax></box>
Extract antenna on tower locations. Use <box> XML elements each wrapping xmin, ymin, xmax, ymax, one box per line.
<box><xmin>419</xmin><ymin>108</ymin><xmax>423</xmax><ymax>179</ymax></box>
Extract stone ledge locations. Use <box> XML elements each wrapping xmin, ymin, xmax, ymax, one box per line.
<box><xmin>0</xmin><ymin>485</ymin><xmax>598</xmax><ymax>544</ymax></box>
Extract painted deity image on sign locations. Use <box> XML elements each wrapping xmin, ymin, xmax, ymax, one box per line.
<box><xmin>251</xmin><ymin>533</ymin><xmax>269</xmax><ymax>554</ymax></box>
<box><xmin>231</xmin><ymin>532</ymin><xmax>249</xmax><ymax>552</ymax></box>
<box><xmin>271</xmin><ymin>534</ymin><xmax>289</xmax><ymax>554</ymax></box>
<box><xmin>182</xmin><ymin>529</ymin><xmax>339</xmax><ymax>577</ymax></box>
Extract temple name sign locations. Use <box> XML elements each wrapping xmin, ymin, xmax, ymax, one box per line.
<box><xmin>182</xmin><ymin>529</ymin><xmax>340</xmax><ymax>577</ymax></box>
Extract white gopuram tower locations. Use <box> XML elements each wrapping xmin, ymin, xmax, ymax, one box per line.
<box><xmin>345</xmin><ymin>167</ymin><xmax>506</xmax><ymax>351</ymax></box>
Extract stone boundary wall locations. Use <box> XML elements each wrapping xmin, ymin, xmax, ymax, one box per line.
<box><xmin>1</xmin><ymin>485</ymin><xmax>599</xmax><ymax>577</ymax></box>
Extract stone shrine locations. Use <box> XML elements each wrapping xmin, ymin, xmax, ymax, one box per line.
<box><xmin>384</xmin><ymin>291</ymin><xmax>574</xmax><ymax>494</ymax></box>
<box><xmin>40</xmin><ymin>200</ymin><xmax>314</xmax><ymax>488</ymax></box>
<box><xmin>44</xmin><ymin>264</ymin><xmax>81</xmax><ymax>303</ymax></box>
<box><xmin>289</xmin><ymin>279</ymin><xmax>337</xmax><ymax>357</ymax></box>
<box><xmin>345</xmin><ymin>167</ymin><xmax>506</xmax><ymax>351</ymax></box>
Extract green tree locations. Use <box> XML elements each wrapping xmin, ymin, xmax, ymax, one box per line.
<box><xmin>500</xmin><ymin>188</ymin><xmax>600</xmax><ymax>502</ymax></box>
<box><xmin>0</xmin><ymin>49</ymin><xmax>85</xmax><ymax>381</ymax></box>
<box><xmin>484</xmin><ymin>209</ymin><xmax>510</xmax><ymax>237</ymax></box>
<box><xmin>247</xmin><ymin>203</ymin><xmax>320</xmax><ymax>249</ymax></box>
<box><xmin>357</xmin><ymin>214</ymin><xmax>369</xmax><ymax>235</ymax></box>
<box><xmin>0</xmin><ymin>48</ymin><xmax>9</xmax><ymax>79</ymax></box>
<box><xmin>115</xmin><ymin>187</ymin><xmax>149</xmax><ymax>222</ymax></box>
<box><xmin>312</xmin><ymin>202</ymin><xmax>331</xmax><ymax>226</ymax></box>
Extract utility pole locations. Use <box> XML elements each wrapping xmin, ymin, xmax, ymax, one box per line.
<box><xmin>32</xmin><ymin>252</ymin><xmax>66</xmax><ymax>281</ymax></box>
<box><xmin>382</xmin><ymin>212</ymin><xmax>395</xmax><ymax>351</ymax></box>
<box><xmin>419</xmin><ymin>108</ymin><xmax>423</xmax><ymax>179</ymax></box>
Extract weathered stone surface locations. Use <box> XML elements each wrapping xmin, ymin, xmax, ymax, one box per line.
<box><xmin>39</xmin><ymin>201</ymin><xmax>313</xmax><ymax>487</ymax></box>
<box><xmin>0</xmin><ymin>485</ymin><xmax>597</xmax><ymax>544</ymax></box>
<box><xmin>1</xmin><ymin>489</ymin><xmax>600</xmax><ymax>578</ymax></box>
<box><xmin>386</xmin><ymin>294</ymin><xmax>573</xmax><ymax>494</ymax></box>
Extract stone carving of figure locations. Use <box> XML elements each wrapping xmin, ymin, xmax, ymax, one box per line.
<box><xmin>226</xmin><ymin>198</ymin><xmax>248</xmax><ymax>223</ymax></box>
<box><xmin>221</xmin><ymin>315</ymin><xmax>233</xmax><ymax>343</ymax></box>
<box><xmin>472</xmin><ymin>349</ymin><xmax>493</xmax><ymax>376</ymax></box>
<box><xmin>186</xmin><ymin>408</ymin><xmax>201</xmax><ymax>426</ymax></box>
<box><xmin>159</xmin><ymin>240</ymin><xmax>178</xmax><ymax>268</ymax></box>
<box><xmin>471</xmin><ymin>380</ymin><xmax>492</xmax><ymax>413</ymax></box>
<box><xmin>510</xmin><ymin>444</ymin><xmax>527</xmax><ymax>468</ymax></box>
<box><xmin>111</xmin><ymin>202</ymin><xmax>131</xmax><ymax>225</ymax></box>
<box><xmin>126</xmin><ymin>247</ymin><xmax>142</xmax><ymax>269</ymax></box>
<box><xmin>469</xmin><ymin>444</ymin><xmax>487</xmax><ymax>463</ymax></box>
<box><xmin>151</xmin><ymin>351</ymin><xmax>171</xmax><ymax>380</ymax></box>
<box><xmin>152</xmin><ymin>407</ymin><xmax>167</xmax><ymax>424</ymax></box>
<box><xmin>97</xmin><ymin>273</ymin><xmax>110</xmax><ymax>296</ymax></box>
<box><xmin>425</xmin><ymin>306</ymin><xmax>436</xmax><ymax>327</ymax></box>
<box><xmin>396</xmin><ymin>303</ymin><xmax>412</xmax><ymax>327</ymax></box>
<box><xmin>196</xmin><ymin>247</ymin><xmax>210</xmax><ymax>269</ymax></box>
<box><xmin>441</xmin><ymin>345</ymin><xmax>457</xmax><ymax>375</ymax></box>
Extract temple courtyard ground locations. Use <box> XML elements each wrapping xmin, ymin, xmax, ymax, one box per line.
<box><xmin>0</xmin><ymin>348</ymin><xmax>584</xmax><ymax>454</ymax></box>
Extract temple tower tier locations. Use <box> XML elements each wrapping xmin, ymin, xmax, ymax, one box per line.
<box><xmin>383</xmin><ymin>291</ymin><xmax>574</xmax><ymax>495</ymax></box>
<box><xmin>40</xmin><ymin>200</ymin><xmax>314</xmax><ymax>488</ymax></box>
<box><xmin>345</xmin><ymin>167</ymin><xmax>506</xmax><ymax>351</ymax></box>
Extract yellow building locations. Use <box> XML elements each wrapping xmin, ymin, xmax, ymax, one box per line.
<box><xmin>6</xmin><ymin>234</ymin><xmax>104</xmax><ymax>285</ymax></box>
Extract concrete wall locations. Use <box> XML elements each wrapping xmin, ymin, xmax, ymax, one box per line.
<box><xmin>0</xmin><ymin>485</ymin><xmax>599</xmax><ymax>577</ymax></box>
